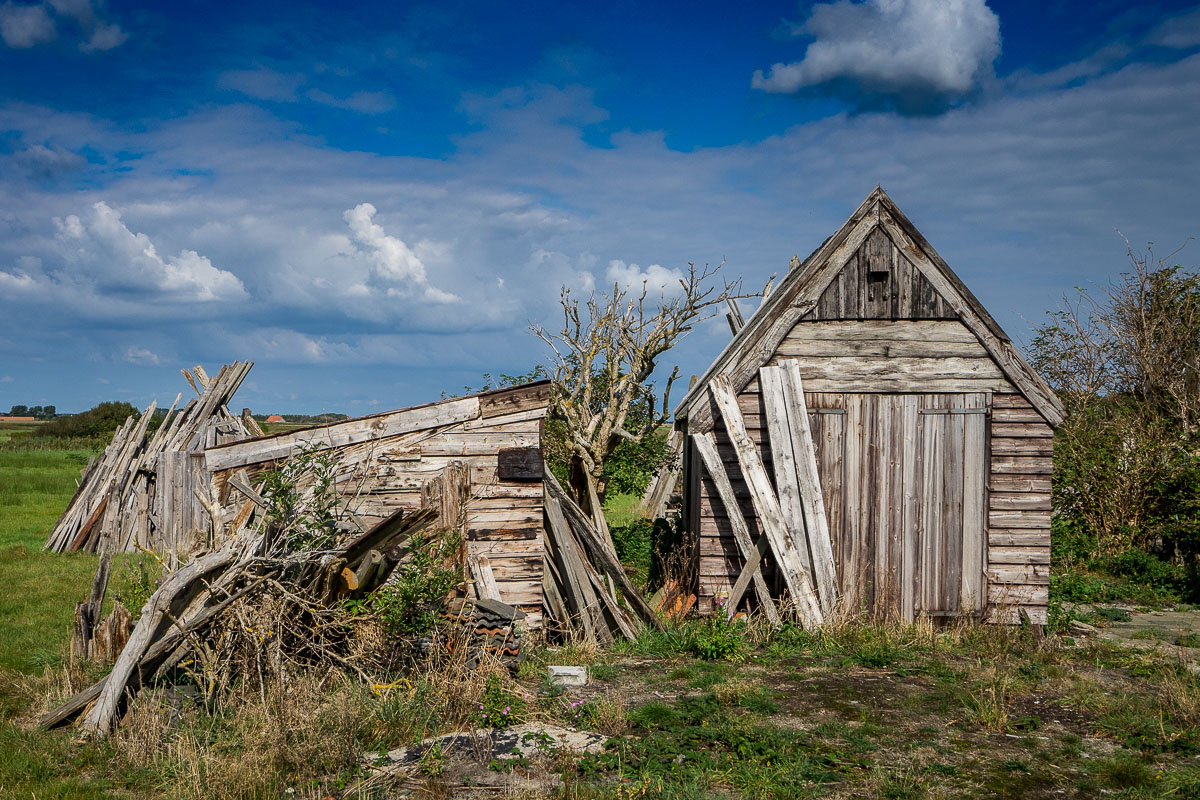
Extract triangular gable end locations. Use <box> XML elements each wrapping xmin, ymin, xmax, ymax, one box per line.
<box><xmin>675</xmin><ymin>187</ymin><xmax>1064</xmax><ymax>432</ymax></box>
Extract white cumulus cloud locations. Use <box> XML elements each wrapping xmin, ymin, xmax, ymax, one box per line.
<box><xmin>53</xmin><ymin>201</ymin><xmax>247</xmax><ymax>302</ymax></box>
<box><xmin>605</xmin><ymin>259</ymin><xmax>685</xmax><ymax>295</ymax></box>
<box><xmin>343</xmin><ymin>203</ymin><xmax>459</xmax><ymax>303</ymax></box>
<box><xmin>752</xmin><ymin>0</ymin><xmax>1000</xmax><ymax>111</ymax></box>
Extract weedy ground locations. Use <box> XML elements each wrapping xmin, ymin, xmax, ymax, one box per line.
<box><xmin>2</xmin><ymin>445</ymin><xmax>1200</xmax><ymax>799</ymax></box>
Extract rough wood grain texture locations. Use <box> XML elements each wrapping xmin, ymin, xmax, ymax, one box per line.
<box><xmin>710</xmin><ymin>375</ymin><xmax>822</xmax><ymax>626</ymax></box>
<box><xmin>468</xmin><ymin>554</ymin><xmax>502</xmax><ymax>601</ymax></box>
<box><xmin>674</xmin><ymin>187</ymin><xmax>1064</xmax><ymax>433</ymax></box>
<box><xmin>83</xmin><ymin>548</ymin><xmax>237</xmax><ymax>736</ymax></box>
<box><xmin>778</xmin><ymin>361</ymin><xmax>838</xmax><ymax>615</ymax></box>
<box><xmin>692</xmin><ymin>432</ymin><xmax>779</xmax><ymax>622</ymax></box>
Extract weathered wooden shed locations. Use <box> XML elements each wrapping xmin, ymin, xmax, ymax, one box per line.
<box><xmin>203</xmin><ymin>381</ymin><xmax>551</xmax><ymax>628</ymax></box>
<box><xmin>675</xmin><ymin>188</ymin><xmax>1064</xmax><ymax>625</ymax></box>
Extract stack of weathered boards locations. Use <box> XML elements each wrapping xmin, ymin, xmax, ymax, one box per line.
<box><xmin>43</xmin><ymin>362</ymin><xmax>259</xmax><ymax>556</ymax></box>
<box><xmin>540</xmin><ymin>470</ymin><xmax>663</xmax><ymax>643</ymax></box>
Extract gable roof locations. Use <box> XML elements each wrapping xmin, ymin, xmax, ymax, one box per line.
<box><xmin>674</xmin><ymin>187</ymin><xmax>1065</xmax><ymax>430</ymax></box>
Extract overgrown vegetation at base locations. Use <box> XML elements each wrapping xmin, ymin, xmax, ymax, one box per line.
<box><xmin>1032</xmin><ymin>246</ymin><xmax>1200</xmax><ymax>604</ymax></box>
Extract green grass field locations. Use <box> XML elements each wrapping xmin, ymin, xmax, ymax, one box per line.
<box><xmin>0</xmin><ymin>449</ymin><xmax>104</xmax><ymax>673</ymax></box>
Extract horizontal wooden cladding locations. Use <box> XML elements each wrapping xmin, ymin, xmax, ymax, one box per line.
<box><xmin>988</xmin><ymin>584</ymin><xmax>1049</xmax><ymax>605</ymax></box>
<box><xmin>989</xmin><ymin>474</ymin><xmax>1051</xmax><ymax>493</ymax></box>
<box><xmin>991</xmin><ymin>422</ymin><xmax>1053</xmax><ymax>438</ymax></box>
<box><xmin>467</xmin><ymin>508</ymin><xmax>543</xmax><ymax>527</ymax></box>
<box><xmin>991</xmin><ymin>407</ymin><xmax>1048</xmax><ymax>423</ymax></box>
<box><xmin>478</xmin><ymin>381</ymin><xmax>551</xmax><ymax>419</ymax></box>
<box><xmin>989</xmin><ymin>492</ymin><xmax>1051</xmax><ymax>511</ymax></box>
<box><xmin>698</xmin><ymin>574</ymin><xmax>735</xmax><ymax>595</ymax></box>
<box><xmin>471</xmin><ymin>483</ymin><xmax>543</xmax><ymax>500</ymax></box>
<box><xmin>991</xmin><ymin>438</ymin><xmax>1053</xmax><ymax>457</ymax></box>
<box><xmin>989</xmin><ymin>510</ymin><xmax>1050</xmax><ymax>529</ymax></box>
<box><xmin>414</xmin><ymin>432</ymin><xmax>540</xmax><ymax>457</ymax></box>
<box><xmin>988</xmin><ymin>565</ymin><xmax>1050</xmax><ymax>585</ymax></box>
<box><xmin>990</xmin><ymin>456</ymin><xmax>1052</xmax><ymax>474</ymax></box>
<box><xmin>989</xmin><ymin>530</ymin><xmax>1051</xmax><ymax>547</ymax></box>
<box><xmin>988</xmin><ymin>546</ymin><xmax>1050</xmax><ymax>565</ymax></box>
<box><xmin>757</xmin><ymin>360</ymin><xmax>1014</xmax><ymax>394</ymax></box>
<box><xmin>206</xmin><ymin>396</ymin><xmax>483</xmax><ymax>471</ymax></box>
<box><xmin>986</xmin><ymin>605</ymin><xmax>1048</xmax><ymax>625</ymax></box>
<box><xmin>783</xmin><ymin>320</ymin><xmax>981</xmax><ymax>343</ymax></box>
<box><xmin>492</xmin><ymin>582</ymin><xmax>541</xmax><ymax>607</ymax></box>
<box><xmin>991</xmin><ymin>394</ymin><xmax>1036</xmax><ymax>408</ymax></box>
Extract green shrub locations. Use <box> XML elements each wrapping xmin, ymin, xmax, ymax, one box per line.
<box><xmin>353</xmin><ymin>530</ymin><xmax>461</xmax><ymax>638</ymax></box>
<box><xmin>471</xmin><ymin>674</ymin><xmax>527</xmax><ymax>729</ymax></box>
<box><xmin>610</xmin><ymin>519</ymin><xmax>653</xmax><ymax>576</ymax></box>
<box><xmin>689</xmin><ymin>607</ymin><xmax>747</xmax><ymax>662</ymax></box>
<box><xmin>603</xmin><ymin>426</ymin><xmax>674</xmax><ymax>497</ymax></box>
<box><xmin>113</xmin><ymin>557</ymin><xmax>162</xmax><ymax>619</ymax></box>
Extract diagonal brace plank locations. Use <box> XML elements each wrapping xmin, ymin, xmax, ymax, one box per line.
<box><xmin>691</xmin><ymin>433</ymin><xmax>780</xmax><ymax>624</ymax></box>
<box><xmin>710</xmin><ymin>375</ymin><xmax>823</xmax><ymax>627</ymax></box>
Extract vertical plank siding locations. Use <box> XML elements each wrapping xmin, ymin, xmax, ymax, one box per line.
<box><xmin>809</xmin><ymin>228</ymin><xmax>957</xmax><ymax>322</ymax></box>
<box><xmin>688</xmin><ymin>196</ymin><xmax>1059</xmax><ymax>625</ymax></box>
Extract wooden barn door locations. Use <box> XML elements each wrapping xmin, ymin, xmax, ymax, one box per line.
<box><xmin>808</xmin><ymin>392</ymin><xmax>988</xmax><ymax>620</ymax></box>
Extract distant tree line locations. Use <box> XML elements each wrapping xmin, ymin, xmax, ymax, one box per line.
<box><xmin>6</xmin><ymin>404</ymin><xmax>56</xmax><ymax>419</ymax></box>
<box><xmin>35</xmin><ymin>401</ymin><xmax>139</xmax><ymax>439</ymax></box>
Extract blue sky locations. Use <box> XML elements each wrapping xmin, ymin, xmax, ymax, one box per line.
<box><xmin>2</xmin><ymin>0</ymin><xmax>1200</xmax><ymax>414</ymax></box>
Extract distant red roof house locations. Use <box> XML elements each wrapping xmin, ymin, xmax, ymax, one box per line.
<box><xmin>0</xmin><ymin>416</ymin><xmax>35</xmax><ymax>422</ymax></box>
<box><xmin>265</xmin><ymin>414</ymin><xmax>284</xmax><ymax>423</ymax></box>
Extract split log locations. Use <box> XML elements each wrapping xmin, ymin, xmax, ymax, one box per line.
<box><xmin>92</xmin><ymin>602</ymin><xmax>132</xmax><ymax>665</ymax></box>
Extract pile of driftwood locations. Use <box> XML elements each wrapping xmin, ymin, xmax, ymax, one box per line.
<box><xmin>42</xmin><ymin>503</ymin><xmax>439</xmax><ymax>736</ymax></box>
<box><xmin>541</xmin><ymin>469</ymin><xmax>662</xmax><ymax>643</ymax></box>
<box><xmin>44</xmin><ymin>362</ymin><xmax>262</xmax><ymax>556</ymax></box>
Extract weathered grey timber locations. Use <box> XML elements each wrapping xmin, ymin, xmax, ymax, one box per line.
<box><xmin>677</xmin><ymin>187</ymin><xmax>1060</xmax><ymax>625</ymax></box>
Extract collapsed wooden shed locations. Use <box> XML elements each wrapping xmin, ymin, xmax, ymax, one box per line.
<box><xmin>675</xmin><ymin>187</ymin><xmax>1064</xmax><ymax>625</ymax></box>
<box><xmin>203</xmin><ymin>382</ymin><xmax>552</xmax><ymax>628</ymax></box>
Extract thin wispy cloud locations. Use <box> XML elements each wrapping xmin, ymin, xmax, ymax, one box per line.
<box><xmin>0</xmin><ymin>0</ymin><xmax>125</xmax><ymax>51</ymax></box>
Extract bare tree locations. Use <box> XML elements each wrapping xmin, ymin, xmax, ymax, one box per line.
<box><xmin>533</xmin><ymin>261</ymin><xmax>767</xmax><ymax>534</ymax></box>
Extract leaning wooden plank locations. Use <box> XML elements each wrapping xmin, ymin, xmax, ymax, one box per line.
<box><xmin>641</xmin><ymin>428</ymin><xmax>683</xmax><ymax>518</ymax></box>
<box><xmin>468</xmin><ymin>554</ymin><xmax>502</xmax><ymax>601</ymax></box>
<box><xmin>724</xmin><ymin>532</ymin><xmax>773</xmax><ymax>620</ymax></box>
<box><xmin>86</xmin><ymin>554</ymin><xmax>113</xmax><ymax>630</ymax></box>
<box><xmin>691</xmin><ymin>432</ymin><xmax>779</xmax><ymax>623</ymax></box>
<box><xmin>544</xmin><ymin>496</ymin><xmax>597</xmax><ymax>641</ymax></box>
<box><xmin>550</xmin><ymin>498</ymin><xmax>610</xmax><ymax>643</ymax></box>
<box><xmin>778</xmin><ymin>361</ymin><xmax>838</xmax><ymax>616</ymax></box>
<box><xmin>81</xmin><ymin>548</ymin><xmax>238</xmax><ymax>736</ymax></box>
<box><xmin>544</xmin><ymin>469</ymin><xmax>663</xmax><ymax>630</ymax></box>
<box><xmin>760</xmin><ymin>367</ymin><xmax>820</xmax><ymax>611</ymax></box>
<box><xmin>709</xmin><ymin>375</ymin><xmax>822</xmax><ymax>627</ymax></box>
<box><xmin>40</xmin><ymin>579</ymin><xmax>258</xmax><ymax>730</ymax></box>
<box><xmin>205</xmin><ymin>396</ymin><xmax>482</xmax><ymax>471</ymax></box>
